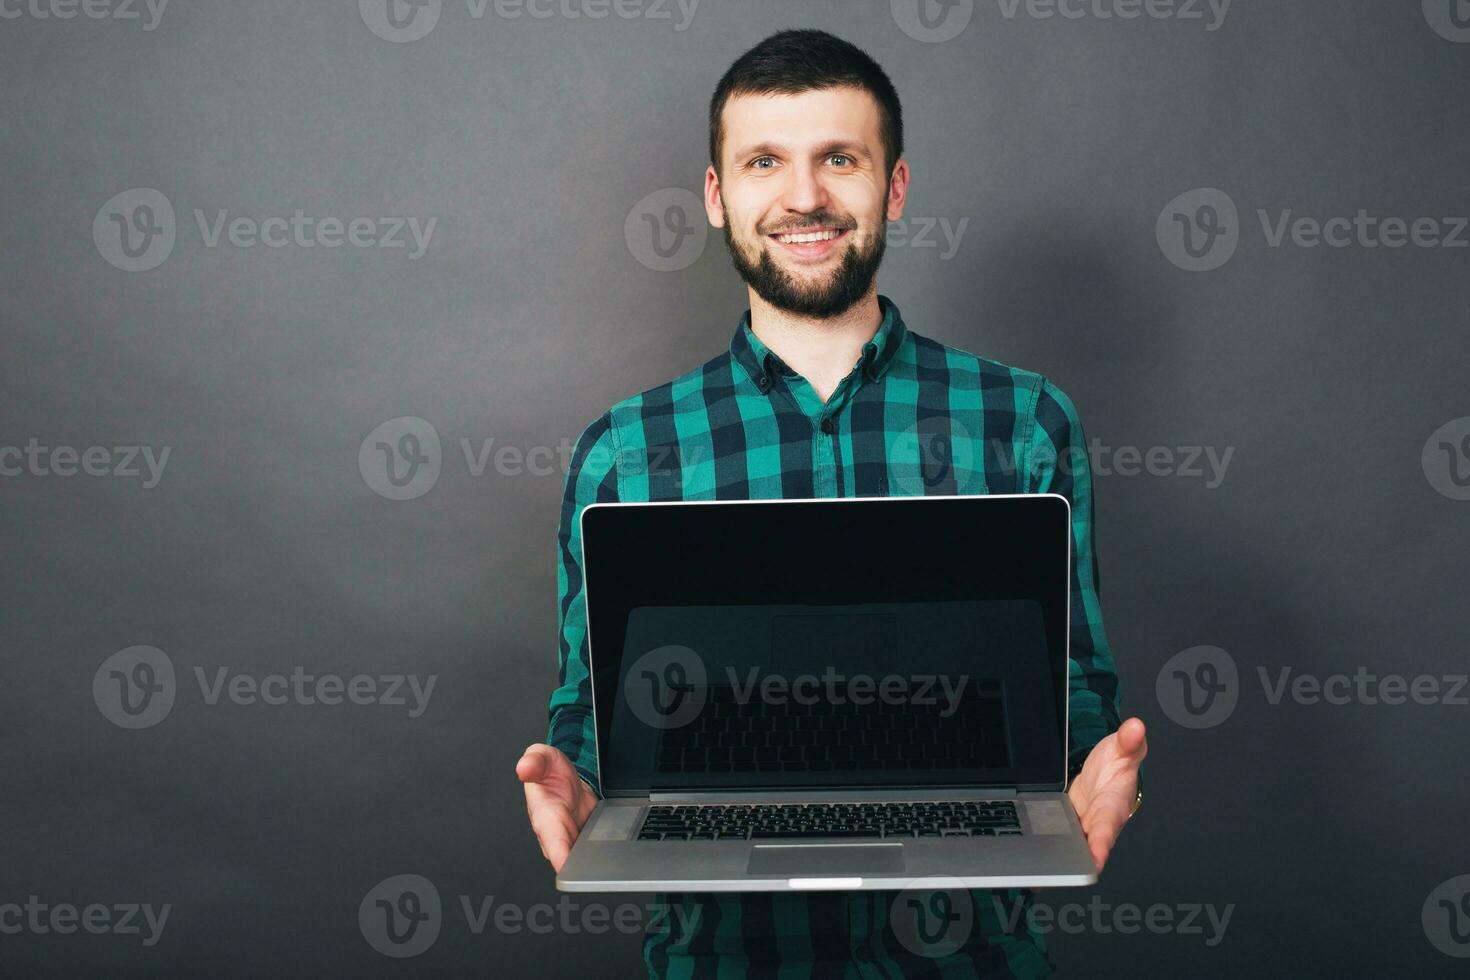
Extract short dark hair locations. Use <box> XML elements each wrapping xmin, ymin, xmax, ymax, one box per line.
<box><xmin>709</xmin><ymin>29</ymin><xmax>904</xmax><ymax>182</ymax></box>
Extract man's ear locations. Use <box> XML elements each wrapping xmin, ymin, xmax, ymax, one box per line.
<box><xmin>885</xmin><ymin>158</ymin><xmax>911</xmax><ymax>223</ymax></box>
<box><xmin>704</xmin><ymin>164</ymin><xmax>726</xmax><ymax>228</ymax></box>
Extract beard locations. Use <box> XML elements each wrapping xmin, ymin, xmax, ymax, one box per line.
<box><xmin>720</xmin><ymin>201</ymin><xmax>887</xmax><ymax>320</ymax></box>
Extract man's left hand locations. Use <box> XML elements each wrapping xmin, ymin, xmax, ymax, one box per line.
<box><xmin>1066</xmin><ymin>717</ymin><xmax>1148</xmax><ymax>872</ymax></box>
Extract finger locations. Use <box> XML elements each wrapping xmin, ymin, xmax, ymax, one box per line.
<box><xmin>516</xmin><ymin>747</ymin><xmax>548</xmax><ymax>783</ymax></box>
<box><xmin>571</xmin><ymin>778</ymin><xmax>599</xmax><ymax>820</ymax></box>
<box><xmin>1085</xmin><ymin>813</ymin><xmax>1122</xmax><ymax>872</ymax></box>
<box><xmin>1115</xmin><ymin>718</ymin><xmax>1147</xmax><ymax>760</ymax></box>
<box><xmin>521</xmin><ymin>777</ymin><xmax>559</xmax><ymax>813</ymax></box>
<box><xmin>529</xmin><ymin>804</ymin><xmax>577</xmax><ymax>872</ymax></box>
<box><xmin>516</xmin><ymin>743</ymin><xmax>570</xmax><ymax>784</ymax></box>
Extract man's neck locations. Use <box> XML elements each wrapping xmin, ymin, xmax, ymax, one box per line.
<box><xmin>747</xmin><ymin>286</ymin><xmax>883</xmax><ymax>404</ymax></box>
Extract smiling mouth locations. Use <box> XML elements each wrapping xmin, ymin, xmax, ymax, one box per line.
<box><xmin>767</xmin><ymin>226</ymin><xmax>851</xmax><ymax>258</ymax></box>
<box><xmin>770</xmin><ymin>227</ymin><xmax>846</xmax><ymax>244</ymax></box>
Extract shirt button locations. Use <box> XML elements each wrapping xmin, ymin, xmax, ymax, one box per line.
<box><xmin>756</xmin><ymin>374</ymin><xmax>771</xmax><ymax>391</ymax></box>
<box><xmin>820</xmin><ymin>417</ymin><xmax>835</xmax><ymax>434</ymax></box>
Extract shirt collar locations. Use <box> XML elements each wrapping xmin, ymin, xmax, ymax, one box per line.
<box><xmin>730</xmin><ymin>294</ymin><xmax>909</xmax><ymax>392</ymax></box>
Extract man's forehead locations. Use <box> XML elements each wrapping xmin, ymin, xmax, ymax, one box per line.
<box><xmin>722</xmin><ymin>87</ymin><xmax>882</xmax><ymax>153</ymax></box>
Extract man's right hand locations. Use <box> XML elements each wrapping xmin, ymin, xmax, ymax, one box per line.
<box><xmin>516</xmin><ymin>743</ymin><xmax>599</xmax><ymax>873</ymax></box>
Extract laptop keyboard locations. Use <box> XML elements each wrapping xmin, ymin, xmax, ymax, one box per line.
<box><xmin>636</xmin><ymin>800</ymin><xmax>1022</xmax><ymax>840</ymax></box>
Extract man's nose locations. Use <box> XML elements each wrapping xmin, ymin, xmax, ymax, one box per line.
<box><xmin>777</xmin><ymin>160</ymin><xmax>832</xmax><ymax>217</ymax></box>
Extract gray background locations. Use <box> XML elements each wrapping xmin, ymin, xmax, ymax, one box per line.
<box><xmin>3</xmin><ymin>0</ymin><xmax>1469</xmax><ymax>976</ymax></box>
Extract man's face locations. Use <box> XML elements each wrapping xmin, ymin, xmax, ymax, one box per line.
<box><xmin>706</xmin><ymin>86</ymin><xmax>908</xmax><ymax>319</ymax></box>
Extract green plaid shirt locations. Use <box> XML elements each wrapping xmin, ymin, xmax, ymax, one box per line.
<box><xmin>548</xmin><ymin>294</ymin><xmax>1123</xmax><ymax>978</ymax></box>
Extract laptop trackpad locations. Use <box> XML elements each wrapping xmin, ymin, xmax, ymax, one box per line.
<box><xmin>747</xmin><ymin>843</ymin><xmax>905</xmax><ymax>877</ymax></box>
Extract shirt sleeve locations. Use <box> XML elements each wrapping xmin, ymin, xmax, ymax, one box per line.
<box><xmin>1024</xmin><ymin>377</ymin><xmax>1124</xmax><ymax>774</ymax></box>
<box><xmin>546</xmin><ymin>411</ymin><xmax>621</xmax><ymax>796</ymax></box>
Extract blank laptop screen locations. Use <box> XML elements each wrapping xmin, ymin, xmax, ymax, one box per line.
<box><xmin>579</xmin><ymin>495</ymin><xmax>1071</xmax><ymax>795</ymax></box>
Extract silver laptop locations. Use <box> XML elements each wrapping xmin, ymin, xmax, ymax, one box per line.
<box><xmin>556</xmin><ymin>493</ymin><xmax>1098</xmax><ymax>893</ymax></box>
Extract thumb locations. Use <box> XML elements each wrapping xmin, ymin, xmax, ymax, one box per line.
<box><xmin>516</xmin><ymin>743</ymin><xmax>569</xmax><ymax>784</ymax></box>
<box><xmin>1115</xmin><ymin>718</ymin><xmax>1147</xmax><ymax>761</ymax></box>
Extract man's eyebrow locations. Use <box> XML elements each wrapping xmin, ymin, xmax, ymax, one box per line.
<box><xmin>731</xmin><ymin>140</ymin><xmax>871</xmax><ymax>162</ymax></box>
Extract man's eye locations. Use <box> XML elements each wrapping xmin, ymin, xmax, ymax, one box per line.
<box><xmin>752</xmin><ymin>157</ymin><xmax>776</xmax><ymax>169</ymax></box>
<box><xmin>829</xmin><ymin>155</ymin><xmax>853</xmax><ymax>167</ymax></box>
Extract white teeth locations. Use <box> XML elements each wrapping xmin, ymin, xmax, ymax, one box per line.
<box><xmin>776</xmin><ymin>229</ymin><xmax>840</xmax><ymax>244</ymax></box>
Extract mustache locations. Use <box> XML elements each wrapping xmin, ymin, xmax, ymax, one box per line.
<box><xmin>760</xmin><ymin>217</ymin><xmax>857</xmax><ymax>235</ymax></box>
